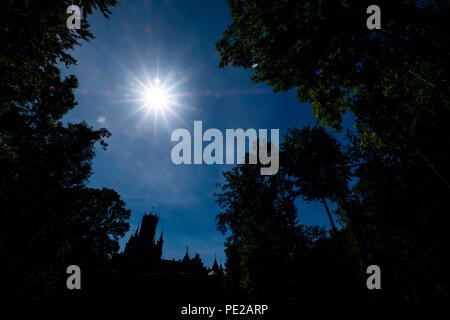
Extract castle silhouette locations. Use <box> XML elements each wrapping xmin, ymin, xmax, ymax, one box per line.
<box><xmin>64</xmin><ymin>213</ymin><xmax>226</xmax><ymax>305</ymax></box>
<box><xmin>98</xmin><ymin>214</ymin><xmax>226</xmax><ymax>303</ymax></box>
<box><xmin>119</xmin><ymin>213</ymin><xmax>223</xmax><ymax>276</ymax></box>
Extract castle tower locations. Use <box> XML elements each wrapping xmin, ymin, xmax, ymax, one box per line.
<box><xmin>123</xmin><ymin>213</ymin><xmax>163</xmax><ymax>259</ymax></box>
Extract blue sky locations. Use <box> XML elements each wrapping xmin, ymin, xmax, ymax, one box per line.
<box><xmin>63</xmin><ymin>0</ymin><xmax>339</xmax><ymax>268</ymax></box>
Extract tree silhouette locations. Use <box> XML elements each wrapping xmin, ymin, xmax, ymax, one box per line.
<box><xmin>0</xmin><ymin>0</ymin><xmax>125</xmax><ymax>298</ymax></box>
<box><xmin>281</xmin><ymin>125</ymin><xmax>350</xmax><ymax>233</ymax></box>
<box><xmin>215</xmin><ymin>156</ymin><xmax>313</xmax><ymax>300</ymax></box>
<box><xmin>216</xmin><ymin>0</ymin><xmax>450</xmax><ymax>189</ymax></box>
<box><xmin>68</xmin><ymin>187</ymin><xmax>130</xmax><ymax>264</ymax></box>
<box><xmin>216</xmin><ymin>0</ymin><xmax>450</xmax><ymax>300</ymax></box>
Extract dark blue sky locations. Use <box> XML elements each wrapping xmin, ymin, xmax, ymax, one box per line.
<box><xmin>63</xmin><ymin>0</ymin><xmax>339</xmax><ymax>267</ymax></box>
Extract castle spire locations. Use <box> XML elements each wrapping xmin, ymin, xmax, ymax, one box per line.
<box><xmin>182</xmin><ymin>246</ymin><xmax>190</xmax><ymax>263</ymax></box>
<box><xmin>211</xmin><ymin>256</ymin><xmax>219</xmax><ymax>273</ymax></box>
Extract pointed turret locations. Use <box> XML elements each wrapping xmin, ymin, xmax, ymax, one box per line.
<box><xmin>211</xmin><ymin>257</ymin><xmax>219</xmax><ymax>274</ymax></box>
<box><xmin>182</xmin><ymin>248</ymin><xmax>190</xmax><ymax>263</ymax></box>
<box><xmin>155</xmin><ymin>232</ymin><xmax>164</xmax><ymax>259</ymax></box>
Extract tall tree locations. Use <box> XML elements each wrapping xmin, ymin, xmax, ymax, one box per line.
<box><xmin>215</xmin><ymin>157</ymin><xmax>307</xmax><ymax>300</ymax></box>
<box><xmin>68</xmin><ymin>187</ymin><xmax>131</xmax><ymax>264</ymax></box>
<box><xmin>0</xmin><ymin>0</ymin><xmax>127</xmax><ymax>298</ymax></box>
<box><xmin>281</xmin><ymin>125</ymin><xmax>350</xmax><ymax>233</ymax></box>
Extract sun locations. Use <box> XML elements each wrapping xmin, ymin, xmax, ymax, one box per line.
<box><xmin>125</xmin><ymin>73</ymin><xmax>185</xmax><ymax>129</ymax></box>
<box><xmin>141</xmin><ymin>77</ymin><xmax>172</xmax><ymax>111</ymax></box>
<box><xmin>145</xmin><ymin>85</ymin><xmax>169</xmax><ymax>110</ymax></box>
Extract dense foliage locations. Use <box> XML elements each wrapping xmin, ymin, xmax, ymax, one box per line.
<box><xmin>216</xmin><ymin>0</ymin><xmax>450</xmax><ymax>301</ymax></box>
<box><xmin>0</xmin><ymin>0</ymin><xmax>130</xmax><ymax>298</ymax></box>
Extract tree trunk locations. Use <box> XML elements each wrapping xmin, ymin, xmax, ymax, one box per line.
<box><xmin>321</xmin><ymin>197</ymin><xmax>337</xmax><ymax>233</ymax></box>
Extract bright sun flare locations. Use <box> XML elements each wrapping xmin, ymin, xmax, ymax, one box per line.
<box><xmin>145</xmin><ymin>86</ymin><xmax>169</xmax><ymax>110</ymax></box>
<box><xmin>128</xmin><ymin>74</ymin><xmax>182</xmax><ymax>128</ymax></box>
